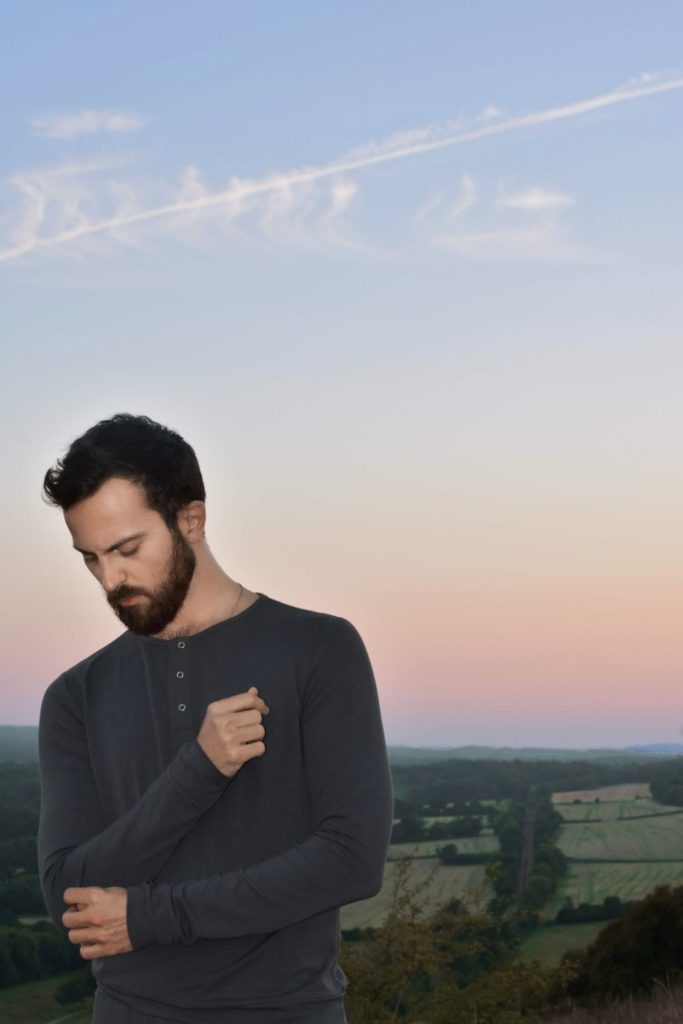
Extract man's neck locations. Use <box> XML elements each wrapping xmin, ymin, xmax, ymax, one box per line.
<box><xmin>153</xmin><ymin>557</ymin><xmax>259</xmax><ymax>638</ymax></box>
<box><xmin>156</xmin><ymin>589</ymin><xmax>260</xmax><ymax>639</ymax></box>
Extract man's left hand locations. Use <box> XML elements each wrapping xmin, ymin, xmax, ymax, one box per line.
<box><xmin>62</xmin><ymin>886</ymin><xmax>133</xmax><ymax>959</ymax></box>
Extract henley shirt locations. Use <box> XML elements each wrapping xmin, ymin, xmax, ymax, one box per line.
<box><xmin>37</xmin><ymin>592</ymin><xmax>394</xmax><ymax>1023</ymax></box>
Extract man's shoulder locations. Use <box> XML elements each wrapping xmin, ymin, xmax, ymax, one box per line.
<box><xmin>44</xmin><ymin>631</ymin><xmax>131</xmax><ymax>706</ymax></box>
<box><xmin>260</xmin><ymin>593</ymin><xmax>363</xmax><ymax>652</ymax></box>
<box><xmin>261</xmin><ymin>593</ymin><xmax>357</xmax><ymax>635</ymax></box>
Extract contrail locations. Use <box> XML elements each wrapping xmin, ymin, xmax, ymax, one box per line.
<box><xmin>2</xmin><ymin>73</ymin><xmax>682</xmax><ymax>264</ymax></box>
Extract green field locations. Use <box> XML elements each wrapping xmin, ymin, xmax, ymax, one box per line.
<box><xmin>0</xmin><ymin>972</ymin><xmax>93</xmax><ymax>1024</ymax></box>
<box><xmin>389</xmin><ymin>833</ymin><xmax>500</xmax><ymax>860</ymax></box>
<box><xmin>537</xmin><ymin>782</ymin><xmax>683</xmax><ymax>928</ymax></box>
<box><xmin>553</xmin><ymin>783</ymin><xmax>652</xmax><ymax>803</ymax></box>
<box><xmin>517</xmin><ymin>922</ymin><xmax>607</xmax><ymax>964</ymax></box>
<box><xmin>556</xmin><ymin>811</ymin><xmax>683</xmax><ymax>860</ymax></box>
<box><xmin>544</xmin><ymin>860</ymin><xmax>683</xmax><ymax>919</ymax></box>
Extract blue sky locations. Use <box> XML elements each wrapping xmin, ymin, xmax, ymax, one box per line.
<box><xmin>2</xmin><ymin>2</ymin><xmax>683</xmax><ymax>746</ymax></box>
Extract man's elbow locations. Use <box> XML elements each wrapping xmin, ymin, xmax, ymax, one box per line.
<box><xmin>39</xmin><ymin>865</ymin><xmax>70</xmax><ymax>935</ymax></box>
<box><xmin>341</xmin><ymin>855</ymin><xmax>386</xmax><ymax>905</ymax></box>
<box><xmin>358</xmin><ymin>861</ymin><xmax>386</xmax><ymax>901</ymax></box>
<box><xmin>342</xmin><ymin>835</ymin><xmax>389</xmax><ymax>904</ymax></box>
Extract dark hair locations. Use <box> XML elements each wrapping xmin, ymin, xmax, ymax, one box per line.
<box><xmin>42</xmin><ymin>413</ymin><xmax>206</xmax><ymax>531</ymax></box>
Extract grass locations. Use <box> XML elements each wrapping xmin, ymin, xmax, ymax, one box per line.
<box><xmin>0</xmin><ymin>971</ymin><xmax>93</xmax><ymax>1024</ymax></box>
<box><xmin>542</xmin><ymin>976</ymin><xmax>683</xmax><ymax>1023</ymax></box>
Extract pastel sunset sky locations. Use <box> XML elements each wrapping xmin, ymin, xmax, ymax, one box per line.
<box><xmin>2</xmin><ymin>1</ymin><xmax>682</xmax><ymax>747</ymax></box>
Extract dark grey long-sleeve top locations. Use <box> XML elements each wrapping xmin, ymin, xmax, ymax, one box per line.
<box><xmin>37</xmin><ymin>592</ymin><xmax>394</xmax><ymax>1024</ymax></box>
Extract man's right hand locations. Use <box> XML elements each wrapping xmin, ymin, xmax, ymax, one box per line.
<box><xmin>197</xmin><ymin>687</ymin><xmax>270</xmax><ymax>778</ymax></box>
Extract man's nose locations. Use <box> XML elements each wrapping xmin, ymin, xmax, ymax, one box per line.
<box><xmin>101</xmin><ymin>560</ymin><xmax>126</xmax><ymax>594</ymax></box>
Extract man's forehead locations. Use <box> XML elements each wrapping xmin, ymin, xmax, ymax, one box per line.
<box><xmin>64</xmin><ymin>478</ymin><xmax>161</xmax><ymax>544</ymax></box>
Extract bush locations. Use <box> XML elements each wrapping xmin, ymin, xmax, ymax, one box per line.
<box><xmin>55</xmin><ymin>970</ymin><xmax>96</xmax><ymax>1006</ymax></box>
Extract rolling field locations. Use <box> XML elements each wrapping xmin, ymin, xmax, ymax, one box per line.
<box><xmin>544</xmin><ymin>860</ymin><xmax>683</xmax><ymax>919</ymax></box>
<box><xmin>341</xmin><ymin>858</ymin><xmax>492</xmax><ymax>930</ymax></box>
<box><xmin>542</xmin><ymin>781</ymin><xmax>683</xmax><ymax>926</ymax></box>
<box><xmin>556</xmin><ymin>811</ymin><xmax>683</xmax><ymax>860</ymax></box>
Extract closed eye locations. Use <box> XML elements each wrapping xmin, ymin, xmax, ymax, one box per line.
<box><xmin>82</xmin><ymin>546</ymin><xmax>139</xmax><ymax>562</ymax></box>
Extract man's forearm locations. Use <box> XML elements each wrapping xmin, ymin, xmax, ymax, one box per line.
<box><xmin>126</xmin><ymin>805</ymin><xmax>392</xmax><ymax>948</ymax></box>
<box><xmin>38</xmin><ymin>685</ymin><xmax>231</xmax><ymax>932</ymax></box>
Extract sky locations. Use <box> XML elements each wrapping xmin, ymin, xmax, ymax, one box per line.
<box><xmin>2</xmin><ymin>0</ymin><xmax>683</xmax><ymax>748</ymax></box>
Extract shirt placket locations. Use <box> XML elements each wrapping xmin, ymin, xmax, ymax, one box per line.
<box><xmin>169</xmin><ymin>637</ymin><xmax>196</xmax><ymax>748</ymax></box>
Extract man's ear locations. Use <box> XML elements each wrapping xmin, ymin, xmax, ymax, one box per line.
<box><xmin>177</xmin><ymin>500</ymin><xmax>206</xmax><ymax>542</ymax></box>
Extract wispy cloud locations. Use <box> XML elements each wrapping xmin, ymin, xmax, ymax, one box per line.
<box><xmin>452</xmin><ymin>174</ymin><xmax>477</xmax><ymax>217</ymax></box>
<box><xmin>417</xmin><ymin>177</ymin><xmax>600</xmax><ymax>263</ymax></box>
<box><xmin>414</xmin><ymin>174</ymin><xmax>477</xmax><ymax>225</ymax></box>
<box><xmin>0</xmin><ymin>156</ymin><xmax>366</xmax><ymax>263</ymax></box>
<box><xmin>497</xmin><ymin>187</ymin><xmax>575</xmax><ymax>211</ymax></box>
<box><xmin>2</xmin><ymin>69</ymin><xmax>681</xmax><ymax>265</ymax></box>
<box><xmin>340</xmin><ymin>104</ymin><xmax>505</xmax><ymax>163</ymax></box>
<box><xmin>31</xmin><ymin>109</ymin><xmax>146</xmax><ymax>140</ymax></box>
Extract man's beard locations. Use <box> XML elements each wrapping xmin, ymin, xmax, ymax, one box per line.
<box><xmin>107</xmin><ymin>528</ymin><xmax>197</xmax><ymax>636</ymax></box>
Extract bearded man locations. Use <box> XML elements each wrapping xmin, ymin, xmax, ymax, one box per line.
<box><xmin>38</xmin><ymin>412</ymin><xmax>393</xmax><ymax>1024</ymax></box>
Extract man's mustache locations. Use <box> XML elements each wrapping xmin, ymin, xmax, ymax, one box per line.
<box><xmin>108</xmin><ymin>586</ymin><xmax>151</xmax><ymax>603</ymax></box>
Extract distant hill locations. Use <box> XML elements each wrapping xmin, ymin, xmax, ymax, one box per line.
<box><xmin>386</xmin><ymin>744</ymin><xmax>683</xmax><ymax>765</ymax></box>
<box><xmin>0</xmin><ymin>725</ymin><xmax>38</xmax><ymax>762</ymax></box>
<box><xmin>3</xmin><ymin>726</ymin><xmax>683</xmax><ymax>767</ymax></box>
<box><xmin>626</xmin><ymin>743</ymin><xmax>683</xmax><ymax>754</ymax></box>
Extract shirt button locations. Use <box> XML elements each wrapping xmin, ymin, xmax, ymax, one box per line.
<box><xmin>177</xmin><ymin>641</ymin><xmax>186</xmax><ymax>649</ymax></box>
<box><xmin>178</xmin><ymin>704</ymin><xmax>186</xmax><ymax>712</ymax></box>
<box><xmin>176</xmin><ymin>671</ymin><xmax>184</xmax><ymax>679</ymax></box>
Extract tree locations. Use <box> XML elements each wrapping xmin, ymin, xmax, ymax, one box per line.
<box><xmin>437</xmin><ymin>843</ymin><xmax>459</xmax><ymax>865</ymax></box>
<box><xmin>564</xmin><ymin>884</ymin><xmax>683</xmax><ymax>1004</ymax></box>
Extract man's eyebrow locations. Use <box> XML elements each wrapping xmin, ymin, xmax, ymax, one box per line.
<box><xmin>73</xmin><ymin>532</ymin><xmax>146</xmax><ymax>556</ymax></box>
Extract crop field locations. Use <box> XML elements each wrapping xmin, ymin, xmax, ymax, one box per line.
<box><xmin>517</xmin><ymin>921</ymin><xmax>606</xmax><ymax>963</ymax></box>
<box><xmin>389</xmin><ymin>834</ymin><xmax>500</xmax><ymax>860</ymax></box>
<box><xmin>556</xmin><ymin>798</ymin><xmax>683</xmax><ymax>822</ymax></box>
<box><xmin>556</xmin><ymin>811</ymin><xmax>683</xmax><ymax>860</ymax></box>
<box><xmin>340</xmin><ymin>859</ymin><xmax>492</xmax><ymax>930</ymax></box>
<box><xmin>544</xmin><ymin>860</ymin><xmax>683</xmax><ymax>919</ymax></box>
<box><xmin>552</xmin><ymin>782</ymin><xmax>652</xmax><ymax>803</ymax></box>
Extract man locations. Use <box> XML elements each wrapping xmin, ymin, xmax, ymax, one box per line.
<box><xmin>38</xmin><ymin>413</ymin><xmax>394</xmax><ymax>1024</ymax></box>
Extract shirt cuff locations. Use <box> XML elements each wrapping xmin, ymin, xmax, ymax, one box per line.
<box><xmin>127</xmin><ymin>879</ymin><xmax>178</xmax><ymax>949</ymax></box>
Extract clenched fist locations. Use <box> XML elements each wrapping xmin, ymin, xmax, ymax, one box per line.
<box><xmin>197</xmin><ymin>686</ymin><xmax>270</xmax><ymax>778</ymax></box>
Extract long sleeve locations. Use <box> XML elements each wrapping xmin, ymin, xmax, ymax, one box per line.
<box><xmin>126</xmin><ymin>616</ymin><xmax>394</xmax><ymax>948</ymax></box>
<box><xmin>37</xmin><ymin>679</ymin><xmax>231</xmax><ymax>934</ymax></box>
